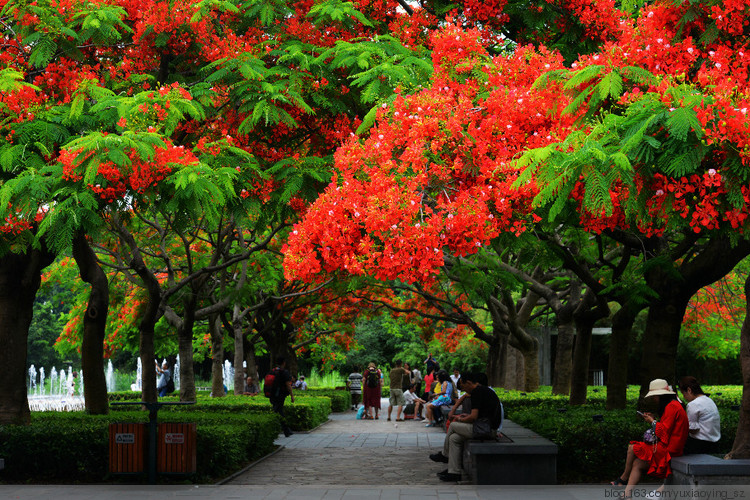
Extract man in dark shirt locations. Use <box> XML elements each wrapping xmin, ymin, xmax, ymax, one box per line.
<box><xmin>269</xmin><ymin>356</ymin><xmax>295</xmax><ymax>437</ymax></box>
<box><xmin>429</xmin><ymin>372</ymin><xmax>501</xmax><ymax>482</ymax></box>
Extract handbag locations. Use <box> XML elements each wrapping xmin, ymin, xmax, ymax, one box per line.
<box><xmin>472</xmin><ymin>418</ymin><xmax>494</xmax><ymax>439</ymax></box>
<box><xmin>642</xmin><ymin>426</ymin><xmax>657</xmax><ymax>444</ymax></box>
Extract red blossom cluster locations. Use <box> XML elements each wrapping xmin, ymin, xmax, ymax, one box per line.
<box><xmin>59</xmin><ymin>144</ymin><xmax>198</xmax><ymax>202</ymax></box>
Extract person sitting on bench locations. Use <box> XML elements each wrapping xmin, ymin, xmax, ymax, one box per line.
<box><xmin>428</xmin><ymin>372</ymin><xmax>501</xmax><ymax>482</ymax></box>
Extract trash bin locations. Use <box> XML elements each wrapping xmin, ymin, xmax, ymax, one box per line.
<box><xmin>109</xmin><ymin>423</ymin><xmax>147</xmax><ymax>474</ymax></box>
<box><xmin>157</xmin><ymin>422</ymin><xmax>196</xmax><ymax>474</ymax></box>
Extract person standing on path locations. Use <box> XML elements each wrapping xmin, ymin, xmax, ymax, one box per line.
<box><xmin>363</xmin><ymin>362</ymin><xmax>382</xmax><ymax>419</ymax></box>
<box><xmin>268</xmin><ymin>356</ymin><xmax>295</xmax><ymax>437</ymax></box>
<box><xmin>387</xmin><ymin>360</ymin><xmax>411</xmax><ymax>422</ymax></box>
<box><xmin>347</xmin><ymin>367</ymin><xmax>363</xmax><ymax>410</ymax></box>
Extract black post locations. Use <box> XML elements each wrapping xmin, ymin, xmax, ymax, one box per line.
<box><xmin>147</xmin><ymin>403</ymin><xmax>158</xmax><ymax>484</ymax></box>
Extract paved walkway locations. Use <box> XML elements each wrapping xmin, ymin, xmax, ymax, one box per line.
<box><xmin>226</xmin><ymin>409</ymin><xmax>448</xmax><ymax>486</ymax></box>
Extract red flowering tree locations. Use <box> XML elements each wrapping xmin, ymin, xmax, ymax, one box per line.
<box><xmin>286</xmin><ymin>0</ymin><xmax>750</xmax><ymax>455</ymax></box>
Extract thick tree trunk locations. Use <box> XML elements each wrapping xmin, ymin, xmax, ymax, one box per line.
<box><xmin>233</xmin><ymin>304</ymin><xmax>246</xmax><ymax>394</ymax></box>
<box><xmin>486</xmin><ymin>332</ymin><xmax>508</xmax><ymax>388</ymax></box>
<box><xmin>244</xmin><ymin>337</ymin><xmax>260</xmax><ymax>382</ymax></box>
<box><xmin>0</xmin><ymin>250</ymin><xmax>52</xmax><ymax>425</ymax></box>
<box><xmin>639</xmin><ymin>296</ymin><xmax>689</xmax><ymax>392</ymax></box>
<box><xmin>639</xmin><ymin>236</ymin><xmax>750</xmax><ymax>394</ymax></box>
<box><xmin>177</xmin><ymin>299</ymin><xmax>196</xmax><ymax>402</ymax></box>
<box><xmin>552</xmin><ymin>312</ymin><xmax>575</xmax><ymax>395</ymax></box>
<box><xmin>606</xmin><ymin>305</ymin><xmax>640</xmax><ymax>410</ymax></box>
<box><xmin>210</xmin><ymin>315</ymin><xmax>225</xmax><ymax>397</ymax></box>
<box><xmin>570</xmin><ymin>294</ymin><xmax>609</xmax><ymax>405</ymax></box>
<box><xmin>570</xmin><ymin>321</ymin><xmax>593</xmax><ymax>405</ymax></box>
<box><xmin>72</xmin><ymin>233</ymin><xmax>109</xmax><ymax>415</ymax></box>
<box><xmin>520</xmin><ymin>346</ymin><xmax>540</xmax><ymax>392</ymax></box>
<box><xmin>726</xmin><ymin>275</ymin><xmax>750</xmax><ymax>459</ymax></box>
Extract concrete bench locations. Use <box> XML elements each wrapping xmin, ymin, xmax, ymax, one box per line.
<box><xmin>668</xmin><ymin>454</ymin><xmax>750</xmax><ymax>486</ymax></box>
<box><xmin>461</xmin><ymin>420</ymin><xmax>558</xmax><ymax>485</ymax></box>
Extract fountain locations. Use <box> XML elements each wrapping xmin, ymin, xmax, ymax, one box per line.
<box><xmin>106</xmin><ymin>360</ymin><xmax>115</xmax><ymax>392</ymax></box>
<box><xmin>130</xmin><ymin>357</ymin><xmax>143</xmax><ymax>391</ymax></box>
<box><xmin>26</xmin><ymin>364</ymin><xmax>85</xmax><ymax>411</ymax></box>
<box><xmin>174</xmin><ymin>355</ymin><xmax>180</xmax><ymax>391</ymax></box>
<box><xmin>223</xmin><ymin>359</ymin><xmax>233</xmax><ymax>393</ymax></box>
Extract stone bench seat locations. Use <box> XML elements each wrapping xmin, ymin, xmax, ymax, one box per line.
<box><xmin>461</xmin><ymin>420</ymin><xmax>558</xmax><ymax>485</ymax></box>
<box><xmin>668</xmin><ymin>454</ymin><xmax>750</xmax><ymax>486</ymax></box>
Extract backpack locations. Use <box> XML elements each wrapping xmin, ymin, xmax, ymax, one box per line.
<box><xmin>165</xmin><ymin>376</ymin><xmax>175</xmax><ymax>394</ymax></box>
<box><xmin>264</xmin><ymin>368</ymin><xmax>280</xmax><ymax>398</ymax></box>
<box><xmin>366</xmin><ymin>369</ymin><xmax>379</xmax><ymax>388</ymax></box>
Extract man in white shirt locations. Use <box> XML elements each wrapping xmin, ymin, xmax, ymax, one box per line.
<box><xmin>679</xmin><ymin>376</ymin><xmax>721</xmax><ymax>454</ymax></box>
<box><xmin>404</xmin><ymin>384</ymin><xmax>426</xmax><ymax>420</ymax></box>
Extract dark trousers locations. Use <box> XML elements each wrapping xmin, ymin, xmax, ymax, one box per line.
<box><xmin>683</xmin><ymin>436</ymin><xmax>719</xmax><ymax>455</ymax></box>
<box><xmin>271</xmin><ymin>397</ymin><xmax>293</xmax><ymax>436</ymax></box>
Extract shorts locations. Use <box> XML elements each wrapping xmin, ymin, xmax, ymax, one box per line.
<box><xmin>389</xmin><ymin>389</ymin><xmax>406</xmax><ymax>406</ymax></box>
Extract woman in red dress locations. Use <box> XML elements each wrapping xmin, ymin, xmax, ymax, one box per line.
<box><xmin>362</xmin><ymin>362</ymin><xmax>382</xmax><ymax>419</ymax></box>
<box><xmin>611</xmin><ymin>379</ymin><xmax>688</xmax><ymax>498</ymax></box>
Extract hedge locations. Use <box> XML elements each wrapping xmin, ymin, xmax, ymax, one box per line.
<box><xmin>507</xmin><ymin>402</ymin><xmax>740</xmax><ymax>484</ymax></box>
<box><xmin>0</xmin><ymin>410</ymin><xmax>279</xmax><ymax>483</ymax></box>
<box><xmin>299</xmin><ymin>389</ymin><xmax>351</xmax><ymax>412</ymax></box>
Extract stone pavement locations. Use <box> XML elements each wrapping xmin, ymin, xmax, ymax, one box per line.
<box><xmin>226</xmin><ymin>409</ymin><xmax>448</xmax><ymax>486</ymax></box>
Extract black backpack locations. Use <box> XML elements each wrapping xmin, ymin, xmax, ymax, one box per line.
<box><xmin>366</xmin><ymin>369</ymin><xmax>379</xmax><ymax>388</ymax></box>
<box><xmin>165</xmin><ymin>376</ymin><xmax>175</xmax><ymax>394</ymax></box>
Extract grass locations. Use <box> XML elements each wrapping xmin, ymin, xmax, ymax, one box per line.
<box><xmin>304</xmin><ymin>371</ymin><xmax>347</xmax><ymax>388</ymax></box>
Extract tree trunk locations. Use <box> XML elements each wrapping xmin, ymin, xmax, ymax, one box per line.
<box><xmin>639</xmin><ymin>294</ymin><xmax>689</xmax><ymax>393</ymax></box>
<box><xmin>552</xmin><ymin>312</ymin><xmax>575</xmax><ymax>395</ymax></box>
<box><xmin>570</xmin><ymin>294</ymin><xmax>609</xmax><ymax>405</ymax></box>
<box><xmin>0</xmin><ymin>250</ymin><xmax>52</xmax><ymax>425</ymax></box>
<box><xmin>233</xmin><ymin>304</ymin><xmax>246</xmax><ymax>394</ymax></box>
<box><xmin>115</xmin><ymin>220</ymin><xmax>161</xmax><ymax>404</ymax></box>
<box><xmin>486</xmin><ymin>331</ymin><xmax>508</xmax><ymax>388</ymax></box>
<box><xmin>210</xmin><ymin>315</ymin><xmax>225</xmax><ymax>397</ymax></box>
<box><xmin>72</xmin><ymin>233</ymin><xmax>109</xmax><ymax>415</ymax></box>
<box><xmin>177</xmin><ymin>298</ymin><xmax>197</xmax><ymax>402</ymax></box>
<box><xmin>520</xmin><ymin>346</ymin><xmax>540</xmax><ymax>392</ymax></box>
<box><xmin>606</xmin><ymin>304</ymin><xmax>640</xmax><ymax>410</ymax></box>
<box><xmin>639</xmin><ymin>236</ymin><xmax>750</xmax><ymax>394</ymax></box>
<box><xmin>244</xmin><ymin>337</ymin><xmax>260</xmax><ymax>382</ymax></box>
<box><xmin>570</xmin><ymin>322</ymin><xmax>593</xmax><ymax>405</ymax></box>
<box><xmin>726</xmin><ymin>274</ymin><xmax>750</xmax><ymax>459</ymax></box>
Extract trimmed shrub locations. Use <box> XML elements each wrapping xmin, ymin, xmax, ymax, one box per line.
<box><xmin>508</xmin><ymin>402</ymin><xmax>740</xmax><ymax>484</ymax></box>
<box><xmin>300</xmin><ymin>389</ymin><xmax>351</xmax><ymax>412</ymax></box>
<box><xmin>151</xmin><ymin>394</ymin><xmax>331</xmax><ymax>430</ymax></box>
<box><xmin>0</xmin><ymin>410</ymin><xmax>279</xmax><ymax>483</ymax></box>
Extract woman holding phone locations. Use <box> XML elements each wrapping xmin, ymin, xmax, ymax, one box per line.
<box><xmin>610</xmin><ymin>379</ymin><xmax>688</xmax><ymax>498</ymax></box>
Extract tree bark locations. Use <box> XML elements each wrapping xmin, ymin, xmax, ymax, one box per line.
<box><xmin>210</xmin><ymin>314</ymin><xmax>225</xmax><ymax>397</ymax></box>
<box><xmin>606</xmin><ymin>304</ymin><xmax>640</xmax><ymax>410</ymax></box>
<box><xmin>0</xmin><ymin>249</ymin><xmax>53</xmax><ymax>425</ymax></box>
<box><xmin>72</xmin><ymin>233</ymin><xmax>109</xmax><ymax>415</ymax></box>
<box><xmin>244</xmin><ymin>336</ymin><xmax>260</xmax><ymax>382</ymax></box>
<box><xmin>233</xmin><ymin>303</ymin><xmax>246</xmax><ymax>395</ymax></box>
<box><xmin>177</xmin><ymin>297</ymin><xmax>197</xmax><ymax>402</ymax></box>
<box><xmin>485</xmin><ymin>331</ymin><xmax>508</xmax><ymax>388</ymax></box>
<box><xmin>552</xmin><ymin>310</ymin><xmax>576</xmax><ymax>395</ymax></box>
<box><xmin>570</xmin><ymin>293</ymin><xmax>609</xmax><ymax>405</ymax></box>
<box><xmin>520</xmin><ymin>345</ymin><xmax>540</xmax><ymax>392</ymax></box>
<box><xmin>726</xmin><ymin>274</ymin><xmax>750</xmax><ymax>459</ymax></box>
